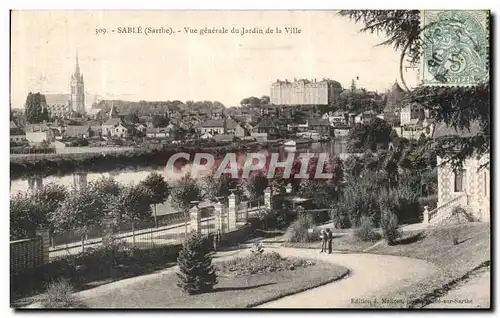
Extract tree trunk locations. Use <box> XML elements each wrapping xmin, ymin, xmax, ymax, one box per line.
<box><xmin>50</xmin><ymin>230</ymin><xmax>55</xmax><ymax>248</ymax></box>
<box><xmin>132</xmin><ymin>221</ymin><xmax>136</xmax><ymax>247</ymax></box>
<box><xmin>184</xmin><ymin>209</ymin><xmax>188</xmax><ymax>240</ymax></box>
<box><xmin>81</xmin><ymin>235</ymin><xmax>85</xmax><ymax>255</ymax></box>
<box><xmin>153</xmin><ymin>204</ymin><xmax>158</xmax><ymax>228</ymax></box>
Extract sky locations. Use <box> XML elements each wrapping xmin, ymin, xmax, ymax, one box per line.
<box><xmin>10</xmin><ymin>10</ymin><xmax>418</xmax><ymax>109</ymax></box>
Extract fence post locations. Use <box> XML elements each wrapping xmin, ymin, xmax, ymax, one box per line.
<box><xmin>423</xmin><ymin>206</ymin><xmax>430</xmax><ymax>224</ymax></box>
<box><xmin>214</xmin><ymin>201</ymin><xmax>224</xmax><ymax>235</ymax></box>
<box><xmin>228</xmin><ymin>193</ymin><xmax>237</xmax><ymax>231</ymax></box>
<box><xmin>36</xmin><ymin>227</ymin><xmax>50</xmax><ymax>264</ymax></box>
<box><xmin>190</xmin><ymin>205</ymin><xmax>201</xmax><ymax>233</ymax></box>
<box><xmin>264</xmin><ymin>187</ymin><xmax>272</xmax><ymax>210</ymax></box>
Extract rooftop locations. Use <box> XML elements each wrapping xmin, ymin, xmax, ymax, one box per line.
<box><xmin>64</xmin><ymin>125</ymin><xmax>90</xmax><ymax>137</ymax></box>
<box><xmin>201</xmin><ymin>119</ymin><xmax>224</xmax><ymax>128</ymax></box>
<box><xmin>45</xmin><ymin>94</ymin><xmax>69</xmax><ymax>105</ymax></box>
<box><xmin>103</xmin><ymin>118</ymin><xmax>122</xmax><ymax>126</ymax></box>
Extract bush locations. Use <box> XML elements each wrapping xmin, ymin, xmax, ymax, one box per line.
<box><xmin>216</xmin><ymin>251</ymin><xmax>315</xmax><ymax>276</ymax></box>
<box><xmin>329</xmin><ymin>205</ymin><xmax>351</xmax><ymax>229</ymax></box>
<box><xmin>380</xmin><ymin>210</ymin><xmax>401</xmax><ymax>245</ymax></box>
<box><xmin>41</xmin><ymin>278</ymin><xmax>86</xmax><ymax>308</ymax></box>
<box><xmin>354</xmin><ymin>216</ymin><xmax>381</xmax><ymax>242</ymax></box>
<box><xmin>176</xmin><ymin>231</ymin><xmax>218</xmax><ymax>295</ymax></box>
<box><xmin>285</xmin><ymin>213</ymin><xmax>318</xmax><ymax>243</ymax></box>
<box><xmin>419</xmin><ymin>195</ymin><xmax>438</xmax><ymax>211</ymax></box>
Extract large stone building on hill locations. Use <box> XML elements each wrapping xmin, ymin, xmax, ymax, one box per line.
<box><xmin>270</xmin><ymin>78</ymin><xmax>342</xmax><ymax>106</ymax></box>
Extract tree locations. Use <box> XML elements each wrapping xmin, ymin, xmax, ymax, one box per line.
<box><xmin>171</xmin><ymin>127</ymin><xmax>187</xmax><ymax>141</ymax></box>
<box><xmin>240</xmin><ymin>96</ymin><xmax>262</xmax><ymax>107</ymax></box>
<box><xmin>338</xmin><ymin>88</ymin><xmax>379</xmax><ymax>114</ymax></box>
<box><xmin>409</xmin><ymin>84</ymin><xmax>490</xmax><ymax>169</ymax></box>
<box><xmin>260</xmin><ymin>95</ymin><xmax>270</xmax><ymax>105</ymax></box>
<box><xmin>200</xmin><ymin>170</ymin><xmax>239</xmax><ymax>202</ymax></box>
<box><xmin>41</xmin><ymin>107</ymin><xmax>49</xmax><ymax>122</ymax></box>
<box><xmin>33</xmin><ymin>184</ymin><xmax>67</xmax><ymax>246</ymax></box>
<box><xmin>141</xmin><ymin>172</ymin><xmax>170</xmax><ymax>227</ymax></box>
<box><xmin>124</xmin><ymin>112</ymin><xmax>140</xmax><ymax>124</ymax></box>
<box><xmin>10</xmin><ymin>192</ymin><xmax>38</xmax><ymax>240</ymax></box>
<box><xmin>176</xmin><ymin>231</ymin><xmax>217</xmax><ymax>295</ymax></box>
<box><xmin>50</xmin><ymin>187</ymin><xmax>106</xmax><ymax>254</ymax></box>
<box><xmin>347</xmin><ymin>118</ymin><xmax>394</xmax><ymax>152</ymax></box>
<box><xmin>240</xmin><ymin>98</ymin><xmax>250</xmax><ymax>107</ymax></box>
<box><xmin>170</xmin><ymin>174</ymin><xmax>202</xmax><ymax>238</ymax></box>
<box><xmin>151</xmin><ymin>115</ymin><xmax>169</xmax><ymax>128</ymax></box>
<box><xmin>242</xmin><ymin>171</ymin><xmax>268</xmax><ymax>202</ymax></box>
<box><xmin>24</xmin><ymin>92</ymin><xmax>47</xmax><ymax>124</ymax></box>
<box><xmin>88</xmin><ymin>176</ymin><xmax>122</xmax><ymax>206</ymax></box>
<box><xmin>339</xmin><ymin>10</ymin><xmax>490</xmax><ymax>169</ymax></box>
<box><xmin>10</xmin><ymin>184</ymin><xmax>68</xmax><ymax>241</ymax></box>
<box><xmin>109</xmin><ymin>184</ymin><xmax>152</xmax><ymax>248</ymax></box>
<box><xmin>297</xmin><ymin>179</ymin><xmax>338</xmax><ymax>209</ymax></box>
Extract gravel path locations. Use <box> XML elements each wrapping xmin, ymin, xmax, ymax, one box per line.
<box><xmin>256</xmin><ymin>247</ymin><xmax>438</xmax><ymax>308</ymax></box>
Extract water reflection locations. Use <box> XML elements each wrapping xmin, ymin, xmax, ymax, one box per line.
<box><xmin>10</xmin><ymin>140</ymin><xmax>348</xmax><ymax>201</ymax></box>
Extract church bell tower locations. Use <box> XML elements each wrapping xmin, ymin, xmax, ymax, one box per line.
<box><xmin>70</xmin><ymin>52</ymin><xmax>86</xmax><ymax>115</ymax></box>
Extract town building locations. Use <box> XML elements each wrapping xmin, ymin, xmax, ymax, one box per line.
<box><xmin>252</xmin><ymin>116</ymin><xmax>277</xmax><ymax>135</ymax></box>
<box><xmin>200</xmin><ymin>119</ymin><xmax>225</xmax><ymax>135</ymax></box>
<box><xmin>323</xmin><ymin>111</ymin><xmax>347</xmax><ymax>125</ymax></box>
<box><xmin>354</xmin><ymin>110</ymin><xmax>377</xmax><ymax>124</ymax></box>
<box><xmin>432</xmin><ymin>121</ymin><xmax>490</xmax><ymax>223</ymax></box>
<box><xmin>400</xmin><ymin>104</ymin><xmax>425</xmax><ymax>126</ymax></box>
<box><xmin>102</xmin><ymin>118</ymin><xmax>123</xmax><ymax>137</ymax></box>
<box><xmin>224</xmin><ymin>118</ymin><xmax>239</xmax><ymax>135</ymax></box>
<box><xmin>44</xmin><ymin>94</ymin><xmax>71</xmax><ymax>118</ymax></box>
<box><xmin>10</xmin><ymin>121</ymin><xmax>26</xmax><ymax>143</ymax></box>
<box><xmin>63</xmin><ymin>125</ymin><xmax>91</xmax><ymax>139</ymax></box>
<box><xmin>270</xmin><ymin>78</ymin><xmax>342</xmax><ymax>106</ymax></box>
<box><xmin>135</xmin><ymin>124</ymin><xmax>147</xmax><ymax>134</ymax></box>
<box><xmin>113</xmin><ymin>124</ymin><xmax>128</xmax><ymax>138</ymax></box>
<box><xmin>385</xmin><ymin>81</ymin><xmax>406</xmax><ymax>112</ymax></box>
<box><xmin>146</xmin><ymin>127</ymin><xmax>170</xmax><ymax>138</ymax></box>
<box><xmin>308</xmin><ymin>118</ymin><xmax>331</xmax><ymax>135</ymax></box>
<box><xmin>87</xmin><ymin>108</ymin><xmax>102</xmax><ymax>119</ymax></box>
<box><xmin>25</xmin><ymin>123</ymin><xmax>57</xmax><ymax>145</ymax></box>
<box><xmin>233</xmin><ymin>123</ymin><xmax>247</xmax><ymax>137</ymax></box>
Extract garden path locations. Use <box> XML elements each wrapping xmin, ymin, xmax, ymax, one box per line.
<box><xmin>255</xmin><ymin>246</ymin><xmax>438</xmax><ymax>308</ymax></box>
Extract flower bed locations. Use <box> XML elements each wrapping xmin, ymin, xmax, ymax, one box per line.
<box><xmin>216</xmin><ymin>251</ymin><xmax>315</xmax><ymax>276</ymax></box>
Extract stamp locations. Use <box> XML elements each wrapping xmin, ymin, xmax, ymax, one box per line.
<box><xmin>421</xmin><ymin>10</ymin><xmax>489</xmax><ymax>86</ymax></box>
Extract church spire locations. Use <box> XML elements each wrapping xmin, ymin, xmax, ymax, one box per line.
<box><xmin>75</xmin><ymin>51</ymin><xmax>80</xmax><ymax>75</ymax></box>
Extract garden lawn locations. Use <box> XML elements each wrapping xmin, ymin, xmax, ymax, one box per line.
<box><xmin>80</xmin><ymin>262</ymin><xmax>348</xmax><ymax>308</ymax></box>
<box><xmin>358</xmin><ymin>222</ymin><xmax>491</xmax><ymax>308</ymax></box>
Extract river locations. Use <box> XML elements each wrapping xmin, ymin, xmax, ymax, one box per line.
<box><xmin>10</xmin><ymin>139</ymin><xmax>348</xmax><ymax>216</ymax></box>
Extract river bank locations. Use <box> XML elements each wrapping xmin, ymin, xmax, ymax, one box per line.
<box><xmin>10</xmin><ymin>140</ymin><xmax>282</xmax><ymax>180</ymax></box>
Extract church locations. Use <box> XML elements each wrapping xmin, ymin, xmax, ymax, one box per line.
<box><xmin>44</xmin><ymin>53</ymin><xmax>86</xmax><ymax>118</ymax></box>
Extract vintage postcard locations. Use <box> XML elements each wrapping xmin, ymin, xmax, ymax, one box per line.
<box><xmin>9</xmin><ymin>10</ymin><xmax>491</xmax><ymax>309</ymax></box>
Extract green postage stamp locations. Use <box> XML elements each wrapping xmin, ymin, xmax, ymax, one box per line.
<box><xmin>421</xmin><ymin>10</ymin><xmax>489</xmax><ymax>86</ymax></box>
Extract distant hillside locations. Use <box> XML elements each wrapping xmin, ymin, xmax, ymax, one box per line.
<box><xmin>92</xmin><ymin>99</ymin><xmax>226</xmax><ymax>116</ymax></box>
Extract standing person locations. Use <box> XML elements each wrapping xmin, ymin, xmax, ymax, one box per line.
<box><xmin>320</xmin><ymin>229</ymin><xmax>327</xmax><ymax>253</ymax></box>
<box><xmin>326</xmin><ymin>229</ymin><xmax>334</xmax><ymax>254</ymax></box>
